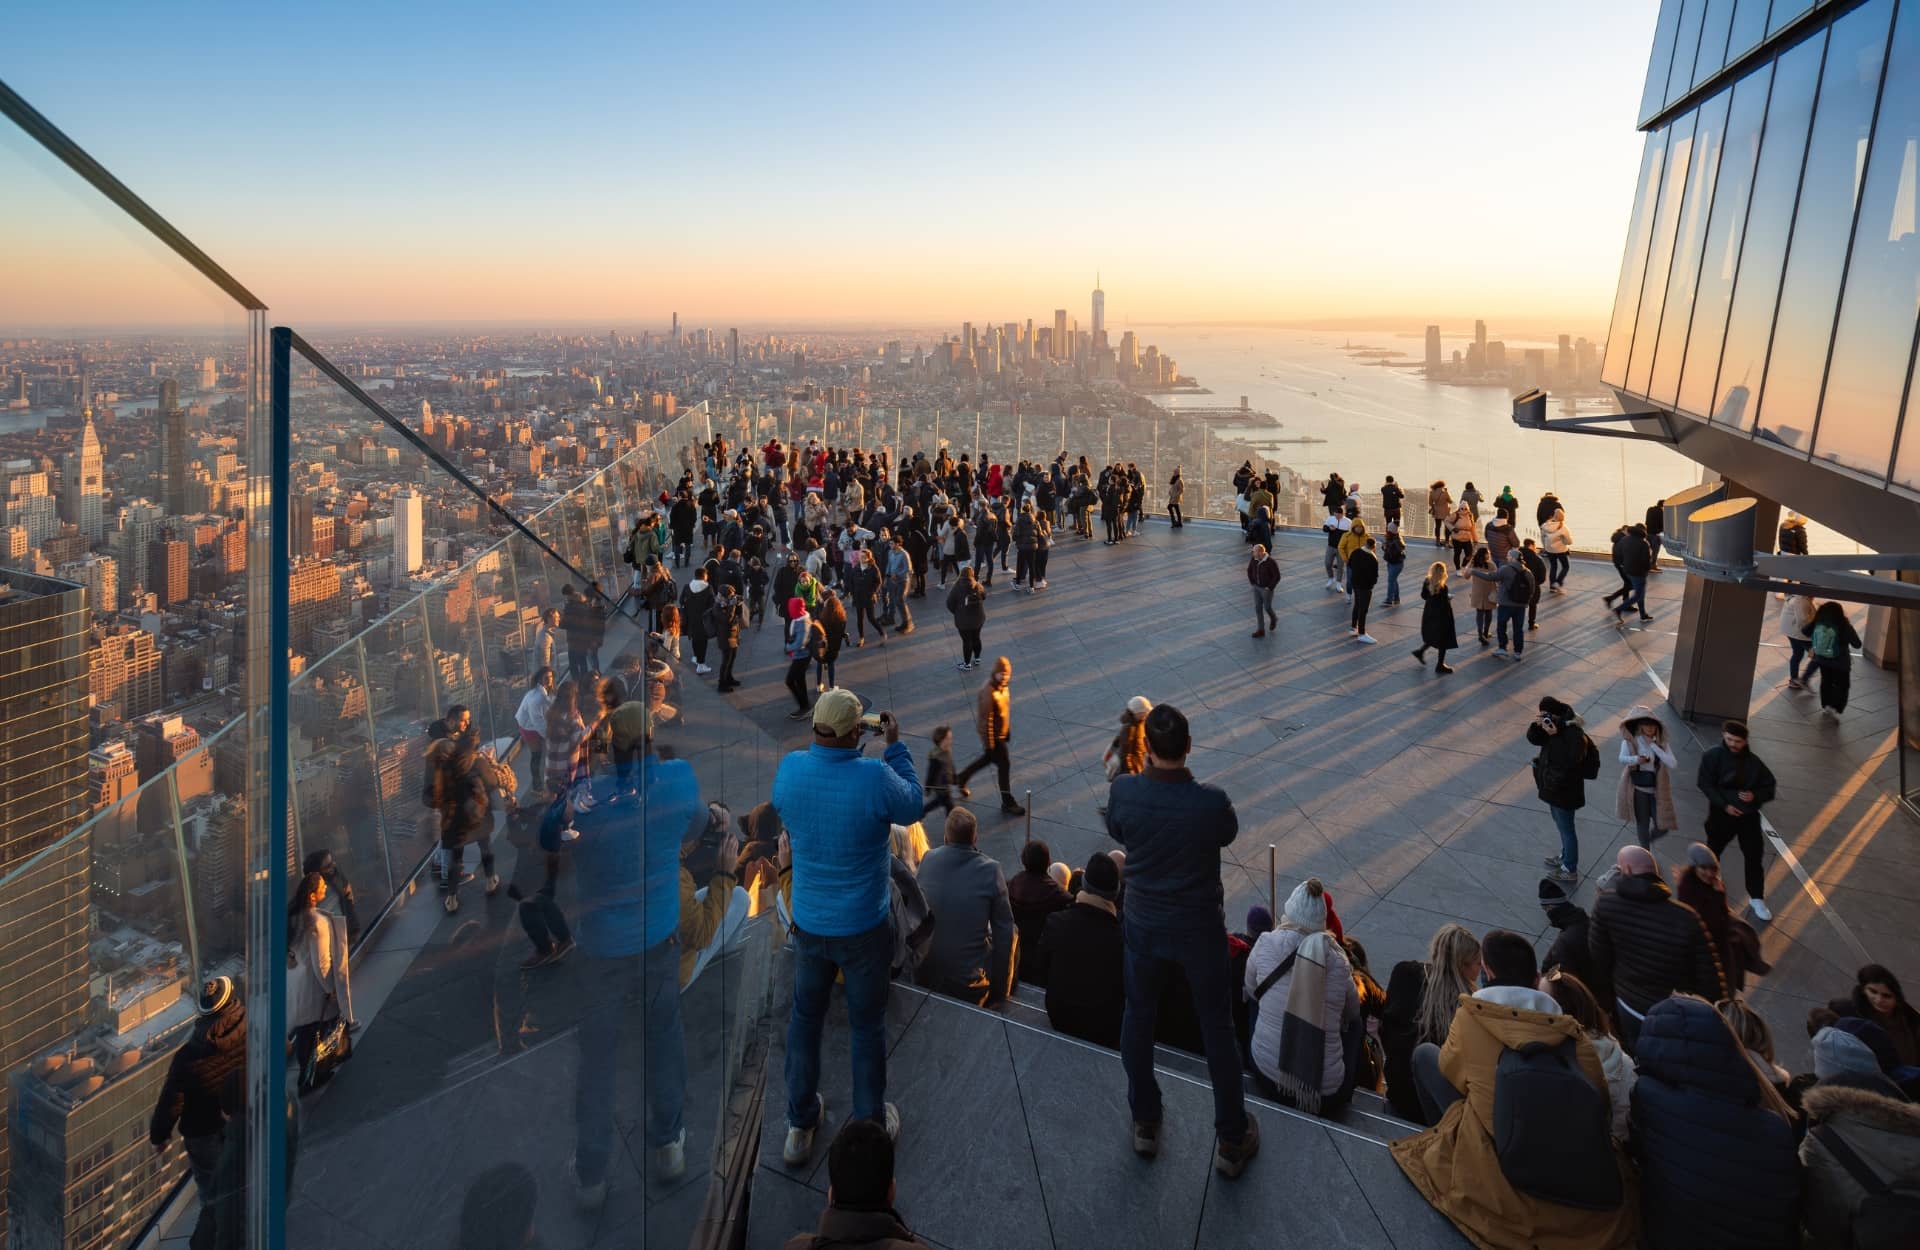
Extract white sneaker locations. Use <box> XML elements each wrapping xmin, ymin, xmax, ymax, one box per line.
<box><xmin>696</xmin><ymin>663</ymin><xmax>712</xmax><ymax>675</ymax></box>
<box><xmin>882</xmin><ymin>1102</ymin><xmax>901</xmax><ymax>1142</ymax></box>
<box><xmin>1750</xmin><ymin>898</ymin><xmax>1772</xmax><ymax>922</ymax></box>
<box><xmin>784</xmin><ymin>1095</ymin><xmax>826</xmax><ymax>1166</ymax></box>
<box><xmin>1357</xmin><ymin>634</ymin><xmax>1376</xmax><ymax>645</ymax></box>
<box><xmin>571</xmin><ymin>1154</ymin><xmax>607</xmax><ymax>1208</ymax></box>
<box><xmin>655</xmin><ymin>1129</ymin><xmax>687</xmax><ymax>1180</ymax></box>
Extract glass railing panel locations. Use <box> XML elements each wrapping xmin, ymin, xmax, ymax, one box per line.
<box><xmin>290</xmin><ymin>641</ymin><xmax>390</xmax><ymax>921</ymax></box>
<box><xmin>0</xmin><ymin>87</ymin><xmax>266</xmax><ymax>1250</ymax></box>
<box><xmin>360</xmin><ymin>600</ymin><xmax>442</xmax><ymax>893</ymax></box>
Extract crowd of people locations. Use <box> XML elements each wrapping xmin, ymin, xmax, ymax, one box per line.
<box><xmin>152</xmin><ymin>436</ymin><xmax>1900</xmax><ymax>1250</ymax></box>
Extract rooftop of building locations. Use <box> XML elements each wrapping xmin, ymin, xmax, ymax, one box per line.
<box><xmin>158</xmin><ymin>518</ymin><xmax>1911</xmax><ymax>1250</ymax></box>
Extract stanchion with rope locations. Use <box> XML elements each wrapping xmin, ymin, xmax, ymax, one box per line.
<box><xmin>1023</xmin><ymin>790</ymin><xmax>1033</xmax><ymax>845</ymax></box>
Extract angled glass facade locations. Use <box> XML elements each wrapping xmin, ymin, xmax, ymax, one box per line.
<box><xmin>1612</xmin><ymin>0</ymin><xmax>1920</xmax><ymax>495</ymax></box>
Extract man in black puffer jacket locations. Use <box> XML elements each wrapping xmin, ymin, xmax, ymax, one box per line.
<box><xmin>1590</xmin><ymin>844</ymin><xmax>1726</xmax><ymax>1052</ymax></box>
<box><xmin>151</xmin><ymin>977</ymin><xmax>247</xmax><ymax>1250</ymax></box>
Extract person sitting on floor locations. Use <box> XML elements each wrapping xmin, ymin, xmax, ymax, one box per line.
<box><xmin>1391</xmin><ymin>928</ymin><xmax>1637</xmax><ymax>1250</ymax></box>
<box><xmin>1039</xmin><ymin>850</ymin><xmax>1126</xmax><ymax>1048</ymax></box>
<box><xmin>781</xmin><ymin>1118</ymin><xmax>925</xmax><ymax>1249</ymax></box>
<box><xmin>1007</xmin><ymin>839</ymin><xmax>1071</xmax><ymax>988</ymax></box>
<box><xmin>1632</xmin><ymin>994</ymin><xmax>1800</xmax><ymax>1250</ymax></box>
<box><xmin>1244</xmin><ymin>878</ymin><xmax>1358</xmax><ymax>1115</ymax></box>
<box><xmin>913</xmin><ymin>808</ymin><xmax>1015</xmax><ymax>1007</ymax></box>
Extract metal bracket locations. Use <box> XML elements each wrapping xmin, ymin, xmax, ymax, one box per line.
<box><xmin>1679</xmin><ymin>550</ymin><xmax>1920</xmax><ymax>609</ymax></box>
<box><xmin>1510</xmin><ymin>390</ymin><xmax>1678</xmax><ymax>444</ymax></box>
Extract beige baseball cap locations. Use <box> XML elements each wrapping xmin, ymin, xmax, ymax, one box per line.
<box><xmin>812</xmin><ymin>687</ymin><xmax>864</xmax><ymax>737</ymax></box>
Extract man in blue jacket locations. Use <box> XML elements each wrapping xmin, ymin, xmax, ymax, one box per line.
<box><xmin>569</xmin><ymin>750</ymin><xmax>705</xmax><ymax>1200</ymax></box>
<box><xmin>773</xmin><ymin>688</ymin><xmax>924</xmax><ymax>1167</ymax></box>
<box><xmin>1105</xmin><ymin>703</ymin><xmax>1259</xmax><ymax>1178</ymax></box>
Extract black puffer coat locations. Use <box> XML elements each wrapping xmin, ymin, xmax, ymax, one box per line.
<box><xmin>1590</xmin><ymin>873</ymin><xmax>1726</xmax><ymax>1026</ymax></box>
<box><xmin>1542</xmin><ymin>901</ymin><xmax>1604</xmax><ymax>1003</ymax></box>
<box><xmin>1526</xmin><ymin>708</ymin><xmax>1591</xmax><ymax>810</ymax></box>
<box><xmin>1631</xmin><ymin>996</ymin><xmax>1799</xmax><ymax>1250</ymax></box>
<box><xmin>1418</xmin><ymin>583</ymin><xmax>1458</xmax><ymax>650</ymax></box>
<box><xmin>149</xmin><ymin>1003</ymin><xmax>246</xmax><ymax>1144</ymax></box>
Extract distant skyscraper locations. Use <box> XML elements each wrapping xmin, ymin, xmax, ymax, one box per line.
<box><xmin>114</xmin><ymin>500</ymin><xmax>164</xmax><ymax>606</ymax></box>
<box><xmin>671</xmin><ymin>311</ymin><xmax>680</xmax><ymax>346</ymax></box>
<box><xmin>1473</xmin><ymin>320</ymin><xmax>1488</xmax><ymax>370</ymax></box>
<box><xmin>198</xmin><ymin>356</ymin><xmax>217</xmax><ymax>391</ymax></box>
<box><xmin>1092</xmin><ymin>275</ymin><xmax>1105</xmax><ymax>339</ymax></box>
<box><xmin>1053</xmin><ymin>309</ymin><xmax>1069</xmax><ymax>359</ymax></box>
<box><xmin>0</xmin><ymin>570</ymin><xmax>92</xmax><ymax>1248</ymax></box>
<box><xmin>728</xmin><ymin>327</ymin><xmax>740</xmax><ymax>368</ymax></box>
<box><xmin>393</xmin><ymin>488</ymin><xmax>423</xmax><ymax>585</ymax></box>
<box><xmin>160</xmin><ymin>380</ymin><xmax>187</xmax><ymax>517</ymax></box>
<box><xmin>61</xmin><ymin>413</ymin><xmax>103</xmax><ymax>544</ymax></box>
<box><xmin>1557</xmin><ymin>333</ymin><xmax>1574</xmax><ymax>378</ymax></box>
<box><xmin>1424</xmin><ymin>326</ymin><xmax>1443</xmax><ymax>374</ymax></box>
<box><xmin>146</xmin><ymin>538</ymin><xmax>188</xmax><ymax>608</ymax></box>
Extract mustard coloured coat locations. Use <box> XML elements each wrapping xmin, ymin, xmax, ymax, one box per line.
<box><xmin>1391</xmin><ymin>995</ymin><xmax>1638</xmax><ymax>1250</ymax></box>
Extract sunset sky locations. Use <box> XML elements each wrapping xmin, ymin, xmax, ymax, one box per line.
<box><xmin>2</xmin><ymin>1</ymin><xmax>1659</xmax><ymax>330</ymax></box>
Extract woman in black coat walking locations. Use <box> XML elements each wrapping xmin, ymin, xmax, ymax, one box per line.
<box><xmin>1410</xmin><ymin>561</ymin><xmax>1458</xmax><ymax>674</ymax></box>
<box><xmin>946</xmin><ymin>566</ymin><xmax>987</xmax><ymax>671</ymax></box>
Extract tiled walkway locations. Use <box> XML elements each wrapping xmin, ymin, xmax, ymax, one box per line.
<box><xmin>217</xmin><ymin>515</ymin><xmax>1908</xmax><ymax>1250</ymax></box>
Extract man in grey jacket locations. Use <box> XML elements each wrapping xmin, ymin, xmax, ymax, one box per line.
<box><xmin>913</xmin><ymin>808</ymin><xmax>1015</xmax><ymax>1007</ymax></box>
<box><xmin>1467</xmin><ymin>546</ymin><xmax>1537</xmax><ymax>659</ymax></box>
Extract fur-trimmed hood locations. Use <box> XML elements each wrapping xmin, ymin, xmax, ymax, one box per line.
<box><xmin>1804</xmin><ymin>1082</ymin><xmax>1920</xmax><ymax>1135</ymax></box>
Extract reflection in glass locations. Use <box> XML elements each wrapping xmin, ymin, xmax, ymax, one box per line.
<box><xmin>1823</xmin><ymin>0</ymin><xmax>1920</xmax><ymax>479</ymax></box>
<box><xmin>1694</xmin><ymin>0</ymin><xmax>1736</xmax><ymax>89</ymax></box>
<box><xmin>1716</xmin><ymin>33</ymin><xmax>1826</xmax><ymax>429</ymax></box>
<box><xmin>1604</xmin><ymin>127</ymin><xmax>1675</xmax><ymax>387</ymax></box>
<box><xmin>1652</xmin><ymin>89</ymin><xmax>1733</xmax><ymax>405</ymax></box>
<box><xmin>1770</xmin><ymin>0</ymin><xmax>1814</xmax><ymax>38</ymax></box>
<box><xmin>1679</xmin><ymin>67</ymin><xmax>1771</xmax><ymax>418</ymax></box>
<box><xmin>1727</xmin><ymin>0</ymin><xmax>1770</xmax><ymax>60</ymax></box>
<box><xmin>1643</xmin><ymin>0</ymin><xmax>1687</xmax><ymax>124</ymax></box>
<box><xmin>1756</xmin><ymin>0</ymin><xmax>1894</xmax><ymax>452</ymax></box>
<box><xmin>1667</xmin><ymin>0</ymin><xmax>1706</xmax><ymax>108</ymax></box>
<box><xmin>1629</xmin><ymin>110</ymin><xmax>1700</xmax><ymax>394</ymax></box>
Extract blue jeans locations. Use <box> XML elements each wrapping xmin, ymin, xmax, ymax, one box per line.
<box><xmin>1620</xmin><ymin>574</ymin><xmax>1647</xmax><ymax>617</ymax></box>
<box><xmin>786</xmin><ymin>918</ymin><xmax>892</xmax><ymax>1129</ymax></box>
<box><xmin>1386</xmin><ymin>561</ymin><xmax>1403</xmax><ymax>601</ymax></box>
<box><xmin>1546</xmin><ymin>551</ymin><xmax>1570</xmax><ymax>587</ymax></box>
<box><xmin>1495</xmin><ymin>604</ymin><xmax>1526</xmax><ymax>652</ymax></box>
<box><xmin>1252</xmin><ymin>585</ymin><xmax>1274</xmax><ymax>628</ymax></box>
<box><xmin>1788</xmin><ymin>636</ymin><xmax>1811</xmax><ymax>682</ymax></box>
<box><xmin>885</xmin><ymin>577</ymin><xmax>912</xmax><ymax>629</ymax></box>
<box><xmin>1121</xmin><ymin>922</ymin><xmax>1248</xmax><ymax>1140</ymax></box>
<box><xmin>1548</xmin><ymin>804</ymin><xmax>1579</xmax><ymax>874</ymax></box>
<box><xmin>574</xmin><ymin>940</ymin><xmax>684</xmax><ymax>1184</ymax></box>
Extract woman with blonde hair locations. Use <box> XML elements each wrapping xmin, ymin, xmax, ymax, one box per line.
<box><xmin>1411</xmin><ymin>561</ymin><xmax>1458</xmax><ymax>675</ymax></box>
<box><xmin>1380</xmin><ymin>923</ymin><xmax>1482</xmax><ymax>1123</ymax></box>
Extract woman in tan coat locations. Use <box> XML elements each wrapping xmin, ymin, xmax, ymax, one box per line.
<box><xmin>1614</xmin><ymin>706</ymin><xmax>1677</xmax><ymax>849</ymax></box>
<box><xmin>1391</xmin><ymin>990</ymin><xmax>1638</xmax><ymax>1250</ymax></box>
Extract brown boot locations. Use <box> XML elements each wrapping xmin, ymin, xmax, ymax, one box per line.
<box><xmin>1214</xmin><ymin>1117</ymin><xmax>1260</xmax><ymax>1179</ymax></box>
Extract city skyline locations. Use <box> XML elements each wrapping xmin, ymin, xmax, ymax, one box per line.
<box><xmin>2</xmin><ymin>1</ymin><xmax>1659</xmax><ymax>327</ymax></box>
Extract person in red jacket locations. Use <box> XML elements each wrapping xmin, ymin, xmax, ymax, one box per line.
<box><xmin>1247</xmin><ymin>543</ymin><xmax>1281</xmax><ymax>638</ymax></box>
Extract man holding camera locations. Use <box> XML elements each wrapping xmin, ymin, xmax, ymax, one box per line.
<box><xmin>773</xmin><ymin>689</ymin><xmax>924</xmax><ymax>1167</ymax></box>
<box><xmin>1527</xmin><ymin>696</ymin><xmax>1596</xmax><ymax>884</ymax></box>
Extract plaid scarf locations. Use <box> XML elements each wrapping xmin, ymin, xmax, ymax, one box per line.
<box><xmin>1275</xmin><ymin>930</ymin><xmax>1333</xmax><ymax>1114</ymax></box>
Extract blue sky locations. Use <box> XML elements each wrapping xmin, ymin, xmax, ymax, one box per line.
<box><xmin>3</xmin><ymin>1</ymin><xmax>1662</xmax><ymax>326</ymax></box>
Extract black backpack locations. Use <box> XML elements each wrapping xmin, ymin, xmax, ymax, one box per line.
<box><xmin>1580</xmin><ymin>733</ymin><xmax>1602</xmax><ymax>780</ymax></box>
<box><xmin>1492</xmin><ymin>1037</ymin><xmax>1622</xmax><ymax>1210</ymax></box>
<box><xmin>1813</xmin><ymin>1123</ymin><xmax>1920</xmax><ymax>1245</ymax></box>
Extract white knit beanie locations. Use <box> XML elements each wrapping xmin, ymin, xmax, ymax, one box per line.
<box><xmin>1283</xmin><ymin>878</ymin><xmax>1327</xmax><ymax>931</ymax></box>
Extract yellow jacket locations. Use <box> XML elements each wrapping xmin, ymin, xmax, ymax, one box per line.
<box><xmin>676</xmin><ymin>865</ymin><xmax>738</xmax><ymax>986</ymax></box>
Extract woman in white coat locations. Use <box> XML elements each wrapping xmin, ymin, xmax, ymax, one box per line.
<box><xmin>287</xmin><ymin>870</ymin><xmax>353</xmax><ymax>1075</ymax></box>
<box><xmin>1540</xmin><ymin>507</ymin><xmax>1574</xmax><ymax>592</ymax></box>
<box><xmin>1244</xmin><ymin>878</ymin><xmax>1357</xmax><ymax>1115</ymax></box>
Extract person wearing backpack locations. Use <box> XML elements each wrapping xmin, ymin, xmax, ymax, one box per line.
<box><xmin>1528</xmin><ymin>697</ymin><xmax>1596</xmax><ymax>884</ymax></box>
<box><xmin>1632</xmin><ymin>995</ymin><xmax>1799</xmax><ymax>1250</ymax></box>
<box><xmin>1808</xmin><ymin>600</ymin><xmax>1864</xmax><ymax>718</ymax></box>
<box><xmin>1469</xmin><ymin>546</ymin><xmax>1537</xmax><ymax>659</ymax></box>
<box><xmin>1381</xmin><ymin>520</ymin><xmax>1407</xmax><ymax>605</ymax></box>
<box><xmin>1390</xmin><ymin>928</ymin><xmax>1637</xmax><ymax>1250</ymax></box>
<box><xmin>1799</xmin><ymin>1078</ymin><xmax>1920</xmax><ymax>1249</ymax></box>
